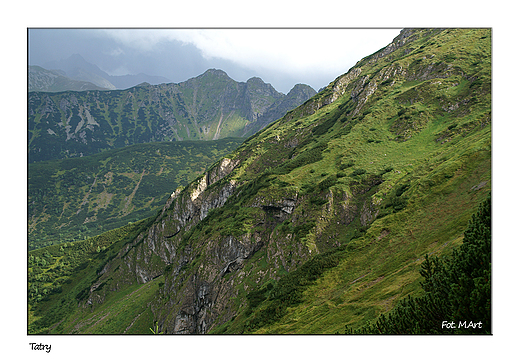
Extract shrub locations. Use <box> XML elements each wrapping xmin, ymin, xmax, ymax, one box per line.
<box><xmin>395</xmin><ymin>183</ymin><xmax>410</xmax><ymax>197</ymax></box>
<box><xmin>351</xmin><ymin>168</ymin><xmax>366</xmax><ymax>177</ymax></box>
<box><xmin>317</xmin><ymin>175</ymin><xmax>337</xmax><ymax>191</ymax></box>
<box><xmin>243</xmin><ymin>247</ymin><xmax>344</xmax><ymax>332</ymax></box>
<box><xmin>273</xmin><ymin>142</ymin><xmax>327</xmax><ymax>175</ymax></box>
<box><xmin>348</xmin><ymin>195</ymin><xmax>491</xmax><ymax>334</ymax></box>
<box><xmin>338</xmin><ymin>160</ymin><xmax>354</xmax><ymax>170</ymax></box>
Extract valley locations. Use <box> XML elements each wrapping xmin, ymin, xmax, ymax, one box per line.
<box><xmin>28</xmin><ymin>138</ymin><xmax>245</xmax><ymax>250</ymax></box>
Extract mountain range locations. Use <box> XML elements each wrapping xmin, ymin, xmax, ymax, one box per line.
<box><xmin>28</xmin><ymin>68</ymin><xmax>316</xmax><ymax>162</ymax></box>
<box><xmin>29</xmin><ymin>65</ymin><xmax>109</xmax><ymax>92</ymax></box>
<box><xmin>28</xmin><ymin>28</ymin><xmax>491</xmax><ymax>335</ymax></box>
<box><xmin>29</xmin><ymin>54</ymin><xmax>172</xmax><ymax>92</ymax></box>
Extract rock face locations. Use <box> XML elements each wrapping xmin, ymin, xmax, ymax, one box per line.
<box><xmin>28</xmin><ymin>69</ymin><xmax>316</xmax><ymax>162</ymax></box>
<box><xmin>83</xmin><ymin>157</ymin><xmax>241</xmax><ymax>306</ymax></box>
<box><xmin>243</xmin><ymin>83</ymin><xmax>318</xmax><ymax>135</ymax></box>
<box><xmin>86</xmin><ymin>147</ymin><xmax>383</xmax><ymax>333</ymax></box>
<box><xmin>80</xmin><ymin>58</ymin><xmax>396</xmax><ymax>331</ymax></box>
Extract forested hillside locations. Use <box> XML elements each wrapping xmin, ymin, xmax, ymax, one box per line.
<box><xmin>28</xmin><ymin>138</ymin><xmax>244</xmax><ymax>250</ymax></box>
<box><xmin>28</xmin><ymin>69</ymin><xmax>315</xmax><ymax>162</ymax></box>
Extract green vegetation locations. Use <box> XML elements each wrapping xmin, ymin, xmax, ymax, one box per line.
<box><xmin>28</xmin><ymin>217</ymin><xmax>155</xmax><ymax>333</ymax></box>
<box><xmin>28</xmin><ymin>28</ymin><xmax>491</xmax><ymax>335</ymax></box>
<box><xmin>28</xmin><ymin>70</ymin><xmax>315</xmax><ymax>163</ymax></box>
<box><xmin>212</xmin><ymin>247</ymin><xmax>347</xmax><ymax>333</ymax></box>
<box><xmin>28</xmin><ymin>138</ymin><xmax>243</xmax><ymax>250</ymax></box>
<box><xmin>346</xmin><ymin>195</ymin><xmax>491</xmax><ymax>334</ymax></box>
<box><xmin>205</xmin><ymin>28</ymin><xmax>491</xmax><ymax>334</ymax></box>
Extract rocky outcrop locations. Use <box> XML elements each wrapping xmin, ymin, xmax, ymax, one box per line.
<box><xmin>244</xmin><ymin>84</ymin><xmax>317</xmax><ymax>135</ymax></box>
<box><xmin>81</xmin><ymin>156</ymin><xmax>242</xmax><ymax>309</ymax></box>
<box><xmin>72</xmin><ymin>28</ymin><xmax>491</xmax><ymax>335</ymax></box>
<box><xmin>146</xmin><ymin>172</ymin><xmax>385</xmax><ymax>334</ymax></box>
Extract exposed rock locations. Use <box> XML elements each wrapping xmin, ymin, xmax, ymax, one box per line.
<box><xmin>28</xmin><ymin>71</ymin><xmax>316</xmax><ymax>163</ymax></box>
<box><xmin>65</xmin><ymin>29</ymin><xmax>490</xmax><ymax>336</ymax></box>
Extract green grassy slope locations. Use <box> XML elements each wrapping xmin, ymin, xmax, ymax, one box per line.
<box><xmin>205</xmin><ymin>30</ymin><xmax>491</xmax><ymax>333</ymax></box>
<box><xmin>28</xmin><ymin>138</ymin><xmax>244</xmax><ymax>250</ymax></box>
<box><xmin>206</xmin><ymin>28</ymin><xmax>491</xmax><ymax>334</ymax></box>
<box><xmin>28</xmin><ymin>217</ymin><xmax>155</xmax><ymax>333</ymax></box>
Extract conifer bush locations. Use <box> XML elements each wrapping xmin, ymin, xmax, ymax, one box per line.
<box><xmin>346</xmin><ymin>194</ymin><xmax>491</xmax><ymax>334</ymax></box>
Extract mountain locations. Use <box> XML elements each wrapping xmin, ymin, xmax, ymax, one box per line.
<box><xmin>43</xmin><ymin>54</ymin><xmax>118</xmax><ymax>90</ymax></box>
<box><xmin>108</xmin><ymin>73</ymin><xmax>173</xmax><ymax>90</ymax></box>
<box><xmin>28</xmin><ymin>66</ymin><xmax>110</xmax><ymax>92</ymax></box>
<box><xmin>243</xmin><ymin>83</ymin><xmax>318</xmax><ymax>135</ymax></box>
<box><xmin>28</xmin><ymin>28</ymin><xmax>491</xmax><ymax>335</ymax></box>
<box><xmin>42</xmin><ymin>54</ymin><xmax>172</xmax><ymax>90</ymax></box>
<box><xmin>28</xmin><ymin>138</ymin><xmax>245</xmax><ymax>251</ymax></box>
<box><xmin>28</xmin><ymin>69</ymin><xmax>316</xmax><ymax>162</ymax></box>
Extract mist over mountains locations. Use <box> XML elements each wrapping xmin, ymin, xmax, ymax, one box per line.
<box><xmin>29</xmin><ymin>54</ymin><xmax>172</xmax><ymax>92</ymax></box>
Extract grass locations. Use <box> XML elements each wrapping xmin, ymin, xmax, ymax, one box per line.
<box><xmin>30</xmin><ymin>28</ymin><xmax>491</xmax><ymax>335</ymax></box>
<box><xmin>245</xmin><ymin>153</ymin><xmax>489</xmax><ymax>334</ymax></box>
<box><xmin>28</xmin><ymin>138</ymin><xmax>244</xmax><ymax>250</ymax></box>
<box><xmin>27</xmin><ymin>216</ymin><xmax>156</xmax><ymax>334</ymax></box>
<box><xmin>242</xmin><ymin>128</ymin><xmax>489</xmax><ymax>333</ymax></box>
<box><xmin>58</xmin><ymin>275</ymin><xmax>165</xmax><ymax>334</ymax></box>
<box><xmin>207</xmin><ymin>29</ymin><xmax>491</xmax><ymax>334</ymax></box>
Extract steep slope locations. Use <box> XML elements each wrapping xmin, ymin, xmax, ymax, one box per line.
<box><xmin>28</xmin><ymin>138</ymin><xmax>244</xmax><ymax>250</ymax></box>
<box><xmin>29</xmin><ymin>28</ymin><xmax>491</xmax><ymax>335</ymax></box>
<box><xmin>243</xmin><ymin>83</ymin><xmax>318</xmax><ymax>136</ymax></box>
<box><xmin>28</xmin><ymin>69</ymin><xmax>316</xmax><ymax>162</ymax></box>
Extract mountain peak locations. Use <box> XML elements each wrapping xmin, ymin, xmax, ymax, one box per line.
<box><xmin>202</xmin><ymin>69</ymin><xmax>230</xmax><ymax>77</ymax></box>
<box><xmin>68</xmin><ymin>53</ymin><xmax>87</xmax><ymax>62</ymax></box>
<box><xmin>246</xmin><ymin>76</ymin><xmax>263</xmax><ymax>83</ymax></box>
<box><xmin>287</xmin><ymin>83</ymin><xmax>316</xmax><ymax>96</ymax></box>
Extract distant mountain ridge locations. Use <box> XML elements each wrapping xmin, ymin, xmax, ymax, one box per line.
<box><xmin>28</xmin><ymin>66</ymin><xmax>110</xmax><ymax>92</ymax></box>
<box><xmin>28</xmin><ymin>68</ymin><xmax>316</xmax><ymax>162</ymax></box>
<box><xmin>40</xmin><ymin>54</ymin><xmax>172</xmax><ymax>91</ymax></box>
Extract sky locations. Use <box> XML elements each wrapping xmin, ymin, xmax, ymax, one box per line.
<box><xmin>28</xmin><ymin>28</ymin><xmax>402</xmax><ymax>93</ymax></box>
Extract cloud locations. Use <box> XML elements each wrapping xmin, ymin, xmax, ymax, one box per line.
<box><xmin>105</xmin><ymin>47</ymin><xmax>125</xmax><ymax>57</ymax></box>
<box><xmin>100</xmin><ymin>29</ymin><xmax>179</xmax><ymax>52</ymax></box>
<box><xmin>32</xmin><ymin>28</ymin><xmax>402</xmax><ymax>93</ymax></box>
<box><xmin>108</xmin><ymin>64</ymin><xmax>132</xmax><ymax>76</ymax></box>
<box><xmin>179</xmin><ymin>29</ymin><xmax>401</xmax><ymax>75</ymax></box>
<box><xmin>101</xmin><ymin>28</ymin><xmax>402</xmax><ymax>78</ymax></box>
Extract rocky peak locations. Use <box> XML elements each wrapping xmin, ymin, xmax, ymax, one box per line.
<box><xmin>201</xmin><ymin>68</ymin><xmax>231</xmax><ymax>79</ymax></box>
<box><xmin>245</xmin><ymin>77</ymin><xmax>282</xmax><ymax>98</ymax></box>
<box><xmin>286</xmin><ymin>83</ymin><xmax>317</xmax><ymax>98</ymax></box>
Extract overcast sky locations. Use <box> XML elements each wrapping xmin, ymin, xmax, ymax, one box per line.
<box><xmin>28</xmin><ymin>28</ymin><xmax>402</xmax><ymax>93</ymax></box>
